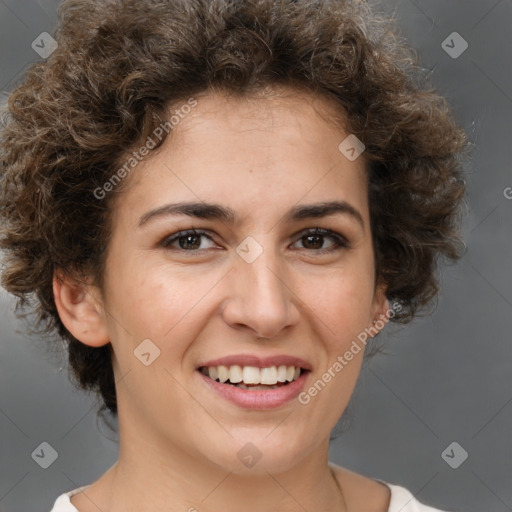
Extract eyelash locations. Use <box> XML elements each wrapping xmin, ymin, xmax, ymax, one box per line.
<box><xmin>160</xmin><ymin>227</ymin><xmax>350</xmax><ymax>254</ymax></box>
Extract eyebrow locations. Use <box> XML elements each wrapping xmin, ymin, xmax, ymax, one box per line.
<box><xmin>138</xmin><ymin>200</ymin><xmax>365</xmax><ymax>230</ymax></box>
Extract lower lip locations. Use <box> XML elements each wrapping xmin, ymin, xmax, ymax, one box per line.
<box><xmin>198</xmin><ymin>370</ymin><xmax>310</xmax><ymax>409</ymax></box>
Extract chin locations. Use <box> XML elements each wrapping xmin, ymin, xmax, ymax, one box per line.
<box><xmin>197</xmin><ymin>429</ymin><xmax>315</xmax><ymax>475</ymax></box>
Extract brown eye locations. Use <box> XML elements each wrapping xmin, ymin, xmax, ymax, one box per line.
<box><xmin>292</xmin><ymin>228</ymin><xmax>350</xmax><ymax>253</ymax></box>
<box><xmin>161</xmin><ymin>229</ymin><xmax>216</xmax><ymax>251</ymax></box>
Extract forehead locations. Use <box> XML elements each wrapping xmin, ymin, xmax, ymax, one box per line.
<box><xmin>170</xmin><ymin>86</ymin><xmax>351</xmax><ymax>144</ymax></box>
<box><xmin>113</xmin><ymin>86</ymin><xmax>369</xmax><ymax>229</ymax></box>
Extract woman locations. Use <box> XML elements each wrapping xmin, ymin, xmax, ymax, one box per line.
<box><xmin>0</xmin><ymin>0</ymin><xmax>470</xmax><ymax>511</ymax></box>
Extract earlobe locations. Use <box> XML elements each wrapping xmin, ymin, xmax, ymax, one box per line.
<box><xmin>369</xmin><ymin>283</ymin><xmax>390</xmax><ymax>337</ymax></box>
<box><xmin>53</xmin><ymin>271</ymin><xmax>110</xmax><ymax>347</ymax></box>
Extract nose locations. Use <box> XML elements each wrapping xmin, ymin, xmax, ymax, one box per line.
<box><xmin>221</xmin><ymin>242</ymin><xmax>300</xmax><ymax>339</ymax></box>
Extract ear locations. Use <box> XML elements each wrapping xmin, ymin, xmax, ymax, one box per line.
<box><xmin>52</xmin><ymin>270</ymin><xmax>110</xmax><ymax>347</ymax></box>
<box><xmin>368</xmin><ymin>281</ymin><xmax>390</xmax><ymax>338</ymax></box>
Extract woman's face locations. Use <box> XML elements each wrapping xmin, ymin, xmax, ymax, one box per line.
<box><xmin>94</xmin><ymin>87</ymin><xmax>388</xmax><ymax>474</ymax></box>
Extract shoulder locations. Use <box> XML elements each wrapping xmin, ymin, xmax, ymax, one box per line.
<box><xmin>329</xmin><ymin>463</ymin><xmax>455</xmax><ymax>512</ymax></box>
<box><xmin>48</xmin><ymin>486</ymin><xmax>87</xmax><ymax>512</ymax></box>
<box><xmin>384</xmin><ymin>482</ymin><xmax>456</xmax><ymax>512</ymax></box>
<box><xmin>329</xmin><ymin>462</ymin><xmax>391</xmax><ymax>511</ymax></box>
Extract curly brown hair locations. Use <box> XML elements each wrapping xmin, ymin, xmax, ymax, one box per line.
<box><xmin>0</xmin><ymin>0</ymin><xmax>470</xmax><ymax>416</ymax></box>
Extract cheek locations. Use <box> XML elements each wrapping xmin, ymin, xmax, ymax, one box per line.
<box><xmin>106</xmin><ymin>258</ymin><xmax>220</xmax><ymax>355</ymax></box>
<box><xmin>302</xmin><ymin>264</ymin><xmax>375</xmax><ymax>344</ymax></box>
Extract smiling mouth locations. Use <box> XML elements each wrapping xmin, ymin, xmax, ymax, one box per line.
<box><xmin>198</xmin><ymin>365</ymin><xmax>307</xmax><ymax>390</ymax></box>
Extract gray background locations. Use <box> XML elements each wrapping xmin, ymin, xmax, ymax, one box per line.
<box><xmin>0</xmin><ymin>1</ymin><xmax>511</xmax><ymax>511</ymax></box>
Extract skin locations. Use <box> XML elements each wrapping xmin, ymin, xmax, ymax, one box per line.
<box><xmin>54</xmin><ymin>86</ymin><xmax>392</xmax><ymax>512</ymax></box>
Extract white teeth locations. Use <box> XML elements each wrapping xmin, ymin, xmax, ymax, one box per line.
<box><xmin>277</xmin><ymin>365</ymin><xmax>288</xmax><ymax>382</ymax></box>
<box><xmin>201</xmin><ymin>364</ymin><xmax>303</xmax><ymax>385</ymax></box>
<box><xmin>217</xmin><ymin>365</ymin><xmax>229</xmax><ymax>383</ymax></box>
<box><xmin>242</xmin><ymin>366</ymin><xmax>260</xmax><ymax>384</ymax></box>
<box><xmin>260</xmin><ymin>367</ymin><xmax>278</xmax><ymax>385</ymax></box>
<box><xmin>229</xmin><ymin>365</ymin><xmax>243</xmax><ymax>383</ymax></box>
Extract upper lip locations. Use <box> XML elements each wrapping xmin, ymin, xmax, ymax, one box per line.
<box><xmin>197</xmin><ymin>354</ymin><xmax>312</xmax><ymax>371</ymax></box>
